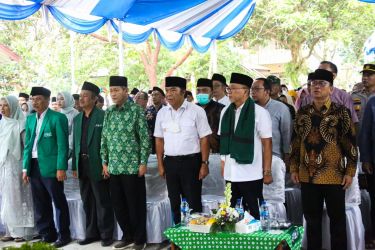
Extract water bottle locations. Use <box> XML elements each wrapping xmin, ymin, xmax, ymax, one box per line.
<box><xmin>235</xmin><ymin>198</ymin><xmax>244</xmax><ymax>221</ymax></box>
<box><xmin>180</xmin><ymin>198</ymin><xmax>189</xmax><ymax>226</ymax></box>
<box><xmin>260</xmin><ymin>201</ymin><xmax>270</xmax><ymax>231</ymax></box>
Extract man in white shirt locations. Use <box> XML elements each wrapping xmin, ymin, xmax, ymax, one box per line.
<box><xmin>154</xmin><ymin>76</ymin><xmax>212</xmax><ymax>224</ymax></box>
<box><xmin>212</xmin><ymin>73</ymin><xmax>231</xmax><ymax>106</ymax></box>
<box><xmin>251</xmin><ymin>78</ymin><xmax>291</xmax><ymax>203</ymax></box>
<box><xmin>219</xmin><ymin>73</ymin><xmax>273</xmax><ymax>220</ymax></box>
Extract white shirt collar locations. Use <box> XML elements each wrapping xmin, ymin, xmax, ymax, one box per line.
<box><xmin>236</xmin><ymin>103</ymin><xmax>245</xmax><ymax>112</ymax></box>
<box><xmin>217</xmin><ymin>95</ymin><xmax>228</xmax><ymax>101</ymax></box>
<box><xmin>36</xmin><ymin>108</ymin><xmax>48</xmax><ymax>120</ymax></box>
<box><xmin>167</xmin><ymin>100</ymin><xmax>188</xmax><ymax>111</ymax></box>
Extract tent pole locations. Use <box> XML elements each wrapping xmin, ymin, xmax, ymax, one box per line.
<box><xmin>69</xmin><ymin>31</ymin><xmax>76</xmax><ymax>92</ymax></box>
<box><xmin>212</xmin><ymin>40</ymin><xmax>218</xmax><ymax>74</ymax></box>
<box><xmin>118</xmin><ymin>20</ymin><xmax>124</xmax><ymax>76</ymax></box>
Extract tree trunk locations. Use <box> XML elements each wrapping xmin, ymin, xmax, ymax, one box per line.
<box><xmin>139</xmin><ymin>40</ymin><xmax>161</xmax><ymax>88</ymax></box>
<box><xmin>162</xmin><ymin>47</ymin><xmax>193</xmax><ymax>89</ymax></box>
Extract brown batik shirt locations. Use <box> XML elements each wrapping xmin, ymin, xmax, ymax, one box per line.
<box><xmin>290</xmin><ymin>99</ymin><xmax>357</xmax><ymax>185</ymax></box>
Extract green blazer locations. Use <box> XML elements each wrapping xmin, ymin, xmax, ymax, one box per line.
<box><xmin>23</xmin><ymin>108</ymin><xmax>69</xmax><ymax>177</ymax></box>
<box><xmin>72</xmin><ymin>107</ymin><xmax>105</xmax><ymax>181</ymax></box>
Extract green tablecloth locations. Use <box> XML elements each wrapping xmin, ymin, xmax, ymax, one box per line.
<box><xmin>164</xmin><ymin>225</ymin><xmax>304</xmax><ymax>250</ymax></box>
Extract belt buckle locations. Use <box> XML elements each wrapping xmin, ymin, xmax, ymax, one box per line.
<box><xmin>81</xmin><ymin>154</ymin><xmax>89</xmax><ymax>159</ymax></box>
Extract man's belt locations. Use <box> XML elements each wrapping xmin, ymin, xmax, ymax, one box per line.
<box><xmin>80</xmin><ymin>153</ymin><xmax>89</xmax><ymax>160</ymax></box>
<box><xmin>165</xmin><ymin>153</ymin><xmax>200</xmax><ymax>160</ymax></box>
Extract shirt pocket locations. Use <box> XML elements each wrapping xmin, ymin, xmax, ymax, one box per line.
<box><xmin>40</xmin><ymin>129</ymin><xmax>55</xmax><ymax>155</ymax></box>
<box><xmin>161</xmin><ymin>121</ymin><xmax>170</xmax><ymax>134</ymax></box>
<box><xmin>181</xmin><ymin>120</ymin><xmax>197</xmax><ymax>138</ymax></box>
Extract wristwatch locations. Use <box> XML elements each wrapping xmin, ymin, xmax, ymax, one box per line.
<box><xmin>201</xmin><ymin>160</ymin><xmax>209</xmax><ymax>165</ymax></box>
<box><xmin>263</xmin><ymin>169</ymin><xmax>272</xmax><ymax>176</ymax></box>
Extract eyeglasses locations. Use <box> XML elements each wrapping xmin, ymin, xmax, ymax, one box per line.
<box><xmin>311</xmin><ymin>80</ymin><xmax>330</xmax><ymax>87</ymax></box>
<box><xmin>250</xmin><ymin>87</ymin><xmax>265</xmax><ymax>92</ymax></box>
<box><xmin>226</xmin><ymin>87</ymin><xmax>247</xmax><ymax>93</ymax></box>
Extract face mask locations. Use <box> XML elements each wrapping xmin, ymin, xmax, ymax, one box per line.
<box><xmin>196</xmin><ymin>93</ymin><xmax>210</xmax><ymax>105</ymax></box>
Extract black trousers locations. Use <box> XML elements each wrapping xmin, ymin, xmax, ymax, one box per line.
<box><xmin>79</xmin><ymin>157</ymin><xmax>114</xmax><ymax>240</ymax></box>
<box><xmin>29</xmin><ymin>159</ymin><xmax>70</xmax><ymax>241</ymax></box>
<box><xmin>301</xmin><ymin>183</ymin><xmax>347</xmax><ymax>250</ymax></box>
<box><xmin>227</xmin><ymin>179</ymin><xmax>263</xmax><ymax>220</ymax></box>
<box><xmin>164</xmin><ymin>153</ymin><xmax>202</xmax><ymax>224</ymax></box>
<box><xmin>366</xmin><ymin>174</ymin><xmax>375</xmax><ymax>238</ymax></box>
<box><xmin>109</xmin><ymin>174</ymin><xmax>146</xmax><ymax>245</ymax></box>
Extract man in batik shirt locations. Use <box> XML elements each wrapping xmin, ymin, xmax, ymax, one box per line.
<box><xmin>290</xmin><ymin>69</ymin><xmax>357</xmax><ymax>250</ymax></box>
<box><xmin>101</xmin><ymin>76</ymin><xmax>150</xmax><ymax>250</ymax></box>
<box><xmin>145</xmin><ymin>87</ymin><xmax>165</xmax><ymax>154</ymax></box>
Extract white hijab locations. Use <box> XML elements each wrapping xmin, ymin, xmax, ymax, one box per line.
<box><xmin>58</xmin><ymin>91</ymin><xmax>76</xmax><ymax>115</ymax></box>
<box><xmin>0</xmin><ymin>96</ymin><xmax>25</xmax><ymax>165</ymax></box>
<box><xmin>25</xmin><ymin>100</ymin><xmax>34</xmax><ymax>115</ymax></box>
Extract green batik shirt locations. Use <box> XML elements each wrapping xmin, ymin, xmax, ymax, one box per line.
<box><xmin>101</xmin><ymin>101</ymin><xmax>151</xmax><ymax>175</ymax></box>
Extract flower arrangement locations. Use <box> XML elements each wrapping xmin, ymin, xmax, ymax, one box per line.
<box><xmin>211</xmin><ymin>183</ymin><xmax>239</xmax><ymax>233</ymax></box>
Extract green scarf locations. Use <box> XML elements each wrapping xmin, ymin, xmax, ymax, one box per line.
<box><xmin>220</xmin><ymin>97</ymin><xmax>255</xmax><ymax>164</ymax></box>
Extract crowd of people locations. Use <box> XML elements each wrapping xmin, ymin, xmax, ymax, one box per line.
<box><xmin>0</xmin><ymin>61</ymin><xmax>374</xmax><ymax>250</ymax></box>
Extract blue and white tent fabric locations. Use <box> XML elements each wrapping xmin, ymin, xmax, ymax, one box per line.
<box><xmin>0</xmin><ymin>0</ymin><xmax>256</xmax><ymax>52</ymax></box>
<box><xmin>359</xmin><ymin>0</ymin><xmax>375</xmax><ymax>3</ymax></box>
<box><xmin>364</xmin><ymin>31</ymin><xmax>375</xmax><ymax>63</ymax></box>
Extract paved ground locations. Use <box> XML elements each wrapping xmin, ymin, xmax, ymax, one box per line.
<box><xmin>0</xmin><ymin>239</ymin><xmax>170</xmax><ymax>249</ymax></box>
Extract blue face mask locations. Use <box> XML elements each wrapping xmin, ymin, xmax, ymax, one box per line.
<box><xmin>196</xmin><ymin>93</ymin><xmax>210</xmax><ymax>105</ymax></box>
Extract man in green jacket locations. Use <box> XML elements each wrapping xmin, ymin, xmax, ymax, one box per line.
<box><xmin>101</xmin><ymin>76</ymin><xmax>151</xmax><ymax>250</ymax></box>
<box><xmin>72</xmin><ymin>81</ymin><xmax>114</xmax><ymax>247</ymax></box>
<box><xmin>22</xmin><ymin>87</ymin><xmax>71</xmax><ymax>248</ymax></box>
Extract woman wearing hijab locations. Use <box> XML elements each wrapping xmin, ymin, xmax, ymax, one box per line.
<box><xmin>0</xmin><ymin>96</ymin><xmax>34</xmax><ymax>242</ymax></box>
<box><xmin>294</xmin><ymin>87</ymin><xmax>310</xmax><ymax>110</ymax></box>
<box><xmin>57</xmin><ymin>91</ymin><xmax>80</xmax><ymax>155</ymax></box>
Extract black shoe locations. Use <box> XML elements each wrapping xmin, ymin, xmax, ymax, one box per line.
<box><xmin>0</xmin><ymin>236</ymin><xmax>14</xmax><ymax>242</ymax></box>
<box><xmin>37</xmin><ymin>237</ymin><xmax>56</xmax><ymax>244</ymax></box>
<box><xmin>32</xmin><ymin>235</ymin><xmax>42</xmax><ymax>240</ymax></box>
<box><xmin>113</xmin><ymin>240</ymin><xmax>134</xmax><ymax>249</ymax></box>
<box><xmin>53</xmin><ymin>238</ymin><xmax>72</xmax><ymax>248</ymax></box>
<box><xmin>132</xmin><ymin>243</ymin><xmax>146</xmax><ymax>250</ymax></box>
<box><xmin>78</xmin><ymin>237</ymin><xmax>100</xmax><ymax>245</ymax></box>
<box><xmin>101</xmin><ymin>238</ymin><xmax>114</xmax><ymax>247</ymax></box>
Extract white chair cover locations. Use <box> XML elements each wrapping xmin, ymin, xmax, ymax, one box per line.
<box><xmin>202</xmin><ymin>154</ymin><xmax>225</xmax><ymax>196</ymax></box>
<box><xmin>285</xmin><ymin>188</ymin><xmax>303</xmax><ymax>225</ymax></box>
<box><xmin>267</xmin><ymin>202</ymin><xmax>287</xmax><ymax>221</ymax></box>
<box><xmin>345</xmin><ymin>164</ymin><xmax>361</xmax><ymax>205</ymax></box>
<box><xmin>52</xmin><ymin>155</ymin><xmax>173</xmax><ymax>243</ymax></box>
<box><xmin>0</xmin><ymin>195</ymin><xmax>4</xmax><ymax>234</ymax></box>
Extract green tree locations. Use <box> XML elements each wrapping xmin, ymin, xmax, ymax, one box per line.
<box><xmin>236</xmin><ymin>0</ymin><xmax>375</xmax><ymax>87</ymax></box>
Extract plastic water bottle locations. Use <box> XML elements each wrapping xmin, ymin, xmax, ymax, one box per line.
<box><xmin>180</xmin><ymin>198</ymin><xmax>189</xmax><ymax>226</ymax></box>
<box><xmin>260</xmin><ymin>201</ymin><xmax>270</xmax><ymax>231</ymax></box>
<box><xmin>235</xmin><ymin>198</ymin><xmax>244</xmax><ymax>221</ymax></box>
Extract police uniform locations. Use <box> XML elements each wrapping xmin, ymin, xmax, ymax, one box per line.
<box><xmin>351</xmin><ymin>88</ymin><xmax>369</xmax><ymax>126</ymax></box>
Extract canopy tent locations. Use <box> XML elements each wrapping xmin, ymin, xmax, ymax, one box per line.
<box><xmin>359</xmin><ymin>0</ymin><xmax>375</xmax><ymax>62</ymax></box>
<box><xmin>364</xmin><ymin>31</ymin><xmax>375</xmax><ymax>63</ymax></box>
<box><xmin>0</xmin><ymin>0</ymin><xmax>256</xmax><ymax>53</ymax></box>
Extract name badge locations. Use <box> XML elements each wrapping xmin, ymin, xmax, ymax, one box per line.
<box><xmin>43</xmin><ymin>132</ymin><xmax>52</xmax><ymax>138</ymax></box>
<box><xmin>164</xmin><ymin>121</ymin><xmax>180</xmax><ymax>133</ymax></box>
